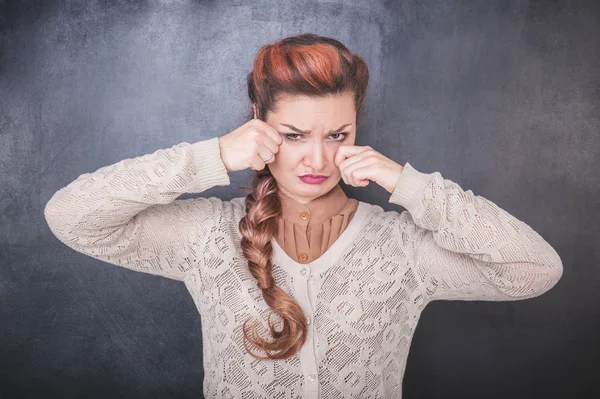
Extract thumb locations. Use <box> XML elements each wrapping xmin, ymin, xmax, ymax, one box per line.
<box><xmin>334</xmin><ymin>145</ymin><xmax>370</xmax><ymax>168</ymax></box>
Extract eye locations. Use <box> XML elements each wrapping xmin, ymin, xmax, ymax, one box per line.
<box><xmin>282</xmin><ymin>133</ymin><xmax>349</xmax><ymax>142</ymax></box>
<box><xmin>330</xmin><ymin>133</ymin><xmax>349</xmax><ymax>142</ymax></box>
<box><xmin>282</xmin><ymin>133</ymin><xmax>301</xmax><ymax>141</ymax></box>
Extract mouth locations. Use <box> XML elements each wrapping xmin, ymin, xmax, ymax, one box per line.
<box><xmin>300</xmin><ymin>174</ymin><xmax>328</xmax><ymax>178</ymax></box>
<box><xmin>299</xmin><ymin>174</ymin><xmax>329</xmax><ymax>184</ymax></box>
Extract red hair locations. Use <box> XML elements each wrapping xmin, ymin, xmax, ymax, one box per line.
<box><xmin>238</xmin><ymin>33</ymin><xmax>369</xmax><ymax>360</ymax></box>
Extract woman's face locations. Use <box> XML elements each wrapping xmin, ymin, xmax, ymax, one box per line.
<box><xmin>260</xmin><ymin>92</ymin><xmax>357</xmax><ymax>205</ymax></box>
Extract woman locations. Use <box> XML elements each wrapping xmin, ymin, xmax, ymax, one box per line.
<box><xmin>44</xmin><ymin>33</ymin><xmax>563</xmax><ymax>398</ymax></box>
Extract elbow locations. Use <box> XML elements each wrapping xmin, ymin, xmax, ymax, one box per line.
<box><xmin>44</xmin><ymin>195</ymin><xmax>75</xmax><ymax>241</ymax></box>
<box><xmin>44</xmin><ymin>200</ymin><xmax>58</xmax><ymax>231</ymax></box>
<box><xmin>44</xmin><ymin>200</ymin><xmax>64</xmax><ymax>237</ymax></box>
<box><xmin>44</xmin><ymin>193</ymin><xmax>61</xmax><ymax>226</ymax></box>
<box><xmin>520</xmin><ymin>258</ymin><xmax>564</xmax><ymax>300</ymax></box>
<box><xmin>544</xmin><ymin>256</ymin><xmax>564</xmax><ymax>292</ymax></box>
<box><xmin>541</xmin><ymin>245</ymin><xmax>564</xmax><ymax>291</ymax></box>
<box><xmin>525</xmin><ymin>245</ymin><xmax>565</xmax><ymax>298</ymax></box>
<box><xmin>498</xmin><ymin>258</ymin><xmax>563</xmax><ymax>301</ymax></box>
<box><xmin>44</xmin><ymin>200</ymin><xmax>55</xmax><ymax>224</ymax></box>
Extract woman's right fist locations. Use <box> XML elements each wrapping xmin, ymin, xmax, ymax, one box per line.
<box><xmin>218</xmin><ymin>119</ymin><xmax>283</xmax><ymax>173</ymax></box>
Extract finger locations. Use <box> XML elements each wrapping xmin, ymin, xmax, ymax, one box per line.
<box><xmin>257</xmin><ymin>148</ymin><xmax>274</xmax><ymax>164</ymax></box>
<box><xmin>334</xmin><ymin>146</ymin><xmax>372</xmax><ymax>186</ymax></box>
<box><xmin>260</xmin><ymin>135</ymin><xmax>280</xmax><ymax>159</ymax></box>
<box><xmin>253</xmin><ymin>118</ymin><xmax>284</xmax><ymax>146</ymax></box>
<box><xmin>250</xmin><ymin>154</ymin><xmax>267</xmax><ymax>171</ymax></box>
<box><xmin>334</xmin><ymin>145</ymin><xmax>370</xmax><ymax>168</ymax></box>
<box><xmin>343</xmin><ymin>157</ymin><xmax>376</xmax><ymax>186</ymax></box>
<box><xmin>339</xmin><ymin>150</ymin><xmax>367</xmax><ymax>172</ymax></box>
<box><xmin>338</xmin><ymin>149</ymin><xmax>371</xmax><ymax>184</ymax></box>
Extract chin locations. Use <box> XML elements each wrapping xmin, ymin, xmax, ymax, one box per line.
<box><xmin>300</xmin><ymin>181</ymin><xmax>335</xmax><ymax>190</ymax></box>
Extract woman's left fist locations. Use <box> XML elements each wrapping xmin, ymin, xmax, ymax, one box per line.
<box><xmin>334</xmin><ymin>145</ymin><xmax>404</xmax><ymax>194</ymax></box>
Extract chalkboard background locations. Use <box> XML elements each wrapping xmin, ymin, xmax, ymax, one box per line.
<box><xmin>1</xmin><ymin>0</ymin><xmax>598</xmax><ymax>398</ymax></box>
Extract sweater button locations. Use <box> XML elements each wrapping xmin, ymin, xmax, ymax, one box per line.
<box><xmin>306</xmin><ymin>316</ymin><xmax>311</xmax><ymax>325</ymax></box>
<box><xmin>299</xmin><ymin>267</ymin><xmax>308</xmax><ymax>275</ymax></box>
<box><xmin>307</xmin><ymin>374</ymin><xmax>316</xmax><ymax>381</ymax></box>
<box><xmin>298</xmin><ymin>253</ymin><xmax>308</xmax><ymax>262</ymax></box>
<box><xmin>300</xmin><ymin>211</ymin><xmax>310</xmax><ymax>220</ymax></box>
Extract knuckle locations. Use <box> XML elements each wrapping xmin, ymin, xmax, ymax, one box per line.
<box><xmin>251</xmin><ymin>132</ymin><xmax>262</xmax><ymax>145</ymax></box>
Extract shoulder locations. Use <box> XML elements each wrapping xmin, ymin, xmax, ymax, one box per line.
<box><xmin>356</xmin><ymin>199</ymin><xmax>417</xmax><ymax>234</ymax></box>
<box><xmin>194</xmin><ymin>196</ymin><xmax>246</xmax><ymax>214</ymax></box>
<box><xmin>219</xmin><ymin>196</ymin><xmax>249</xmax><ymax>227</ymax></box>
<box><xmin>182</xmin><ymin>196</ymin><xmax>247</xmax><ymax>232</ymax></box>
<box><xmin>356</xmin><ymin>199</ymin><xmax>399</xmax><ymax>222</ymax></box>
<box><xmin>229</xmin><ymin>196</ymin><xmax>248</xmax><ymax>214</ymax></box>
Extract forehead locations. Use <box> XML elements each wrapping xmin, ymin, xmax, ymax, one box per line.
<box><xmin>268</xmin><ymin>92</ymin><xmax>356</xmax><ymax>126</ymax></box>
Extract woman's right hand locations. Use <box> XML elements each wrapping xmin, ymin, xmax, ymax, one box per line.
<box><xmin>218</xmin><ymin>119</ymin><xmax>283</xmax><ymax>172</ymax></box>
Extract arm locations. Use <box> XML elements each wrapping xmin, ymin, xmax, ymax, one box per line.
<box><xmin>44</xmin><ymin>137</ymin><xmax>230</xmax><ymax>281</ymax></box>
<box><xmin>389</xmin><ymin>162</ymin><xmax>563</xmax><ymax>302</ymax></box>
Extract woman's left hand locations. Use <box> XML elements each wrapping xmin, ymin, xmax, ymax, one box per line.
<box><xmin>334</xmin><ymin>145</ymin><xmax>404</xmax><ymax>194</ymax></box>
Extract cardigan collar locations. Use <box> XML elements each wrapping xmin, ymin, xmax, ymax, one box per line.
<box><xmin>277</xmin><ymin>183</ymin><xmax>350</xmax><ymax>226</ymax></box>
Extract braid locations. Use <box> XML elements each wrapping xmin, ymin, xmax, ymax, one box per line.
<box><xmin>238</xmin><ymin>168</ymin><xmax>308</xmax><ymax>360</ymax></box>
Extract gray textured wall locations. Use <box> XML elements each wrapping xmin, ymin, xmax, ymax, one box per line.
<box><xmin>1</xmin><ymin>0</ymin><xmax>598</xmax><ymax>398</ymax></box>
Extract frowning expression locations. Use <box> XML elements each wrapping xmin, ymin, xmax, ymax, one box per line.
<box><xmin>262</xmin><ymin>91</ymin><xmax>357</xmax><ymax>205</ymax></box>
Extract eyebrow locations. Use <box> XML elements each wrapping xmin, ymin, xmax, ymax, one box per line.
<box><xmin>278</xmin><ymin>123</ymin><xmax>352</xmax><ymax>135</ymax></box>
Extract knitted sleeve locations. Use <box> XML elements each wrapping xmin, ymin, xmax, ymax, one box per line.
<box><xmin>389</xmin><ymin>162</ymin><xmax>563</xmax><ymax>302</ymax></box>
<box><xmin>44</xmin><ymin>137</ymin><xmax>230</xmax><ymax>281</ymax></box>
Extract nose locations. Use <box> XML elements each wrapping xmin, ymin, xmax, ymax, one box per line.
<box><xmin>304</xmin><ymin>140</ymin><xmax>327</xmax><ymax>170</ymax></box>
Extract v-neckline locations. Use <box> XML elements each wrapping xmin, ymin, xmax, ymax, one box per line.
<box><xmin>269</xmin><ymin>200</ymin><xmax>370</xmax><ymax>276</ymax></box>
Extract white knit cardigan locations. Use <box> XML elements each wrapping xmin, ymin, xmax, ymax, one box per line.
<box><xmin>44</xmin><ymin>136</ymin><xmax>563</xmax><ymax>398</ymax></box>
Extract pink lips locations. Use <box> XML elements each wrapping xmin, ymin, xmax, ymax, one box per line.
<box><xmin>299</xmin><ymin>175</ymin><xmax>328</xmax><ymax>184</ymax></box>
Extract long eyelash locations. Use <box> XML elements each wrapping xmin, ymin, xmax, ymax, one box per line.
<box><xmin>283</xmin><ymin>133</ymin><xmax>349</xmax><ymax>142</ymax></box>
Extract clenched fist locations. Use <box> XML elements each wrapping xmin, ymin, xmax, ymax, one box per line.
<box><xmin>218</xmin><ymin>119</ymin><xmax>283</xmax><ymax>173</ymax></box>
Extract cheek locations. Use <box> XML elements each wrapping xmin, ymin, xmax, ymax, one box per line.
<box><xmin>267</xmin><ymin>152</ymin><xmax>291</xmax><ymax>175</ymax></box>
<box><xmin>272</xmin><ymin>148</ymin><xmax>291</xmax><ymax>165</ymax></box>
